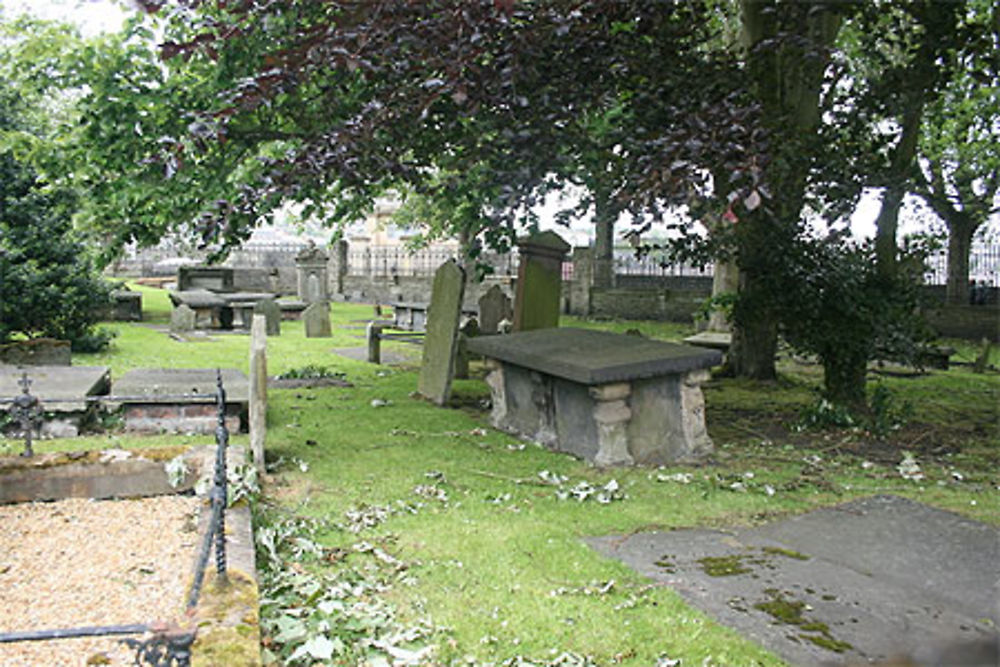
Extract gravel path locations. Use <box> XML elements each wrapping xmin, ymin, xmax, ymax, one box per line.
<box><xmin>0</xmin><ymin>496</ymin><xmax>201</xmax><ymax>666</ymax></box>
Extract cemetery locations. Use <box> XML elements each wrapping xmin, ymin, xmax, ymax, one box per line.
<box><xmin>0</xmin><ymin>275</ymin><xmax>996</xmax><ymax>666</ymax></box>
<box><xmin>2</xmin><ymin>2</ymin><xmax>999</xmax><ymax>666</ymax></box>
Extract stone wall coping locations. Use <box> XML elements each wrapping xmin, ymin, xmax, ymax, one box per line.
<box><xmin>112</xmin><ymin>368</ymin><xmax>250</xmax><ymax>404</ymax></box>
<box><xmin>467</xmin><ymin>327</ymin><xmax>722</xmax><ymax>385</ymax></box>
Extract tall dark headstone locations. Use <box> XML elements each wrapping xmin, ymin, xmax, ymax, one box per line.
<box><xmin>512</xmin><ymin>231</ymin><xmax>570</xmax><ymax>332</ymax></box>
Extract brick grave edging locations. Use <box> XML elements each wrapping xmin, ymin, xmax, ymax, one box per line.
<box><xmin>0</xmin><ymin>444</ymin><xmax>262</xmax><ymax>665</ymax></box>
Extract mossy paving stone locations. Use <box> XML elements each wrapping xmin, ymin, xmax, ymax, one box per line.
<box><xmin>587</xmin><ymin>495</ymin><xmax>998</xmax><ymax>665</ymax></box>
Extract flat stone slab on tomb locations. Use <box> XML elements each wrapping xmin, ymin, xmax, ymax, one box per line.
<box><xmin>468</xmin><ymin>328</ymin><xmax>721</xmax><ymax>465</ymax></box>
<box><xmin>112</xmin><ymin>368</ymin><xmax>249</xmax><ymax>434</ymax></box>
<box><xmin>0</xmin><ymin>365</ymin><xmax>110</xmax><ymax>413</ymax></box>
<box><xmin>587</xmin><ymin>495</ymin><xmax>999</xmax><ymax>666</ymax></box>
<box><xmin>169</xmin><ymin>289</ymin><xmax>227</xmax><ymax>309</ymax></box>
<box><xmin>683</xmin><ymin>331</ymin><xmax>732</xmax><ymax>351</ymax></box>
<box><xmin>466</xmin><ymin>327</ymin><xmax>721</xmax><ymax>385</ymax></box>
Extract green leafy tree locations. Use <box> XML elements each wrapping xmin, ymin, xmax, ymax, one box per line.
<box><xmin>911</xmin><ymin>5</ymin><xmax>1000</xmax><ymax>305</ymax></box>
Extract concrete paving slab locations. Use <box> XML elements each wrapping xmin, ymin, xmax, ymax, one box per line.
<box><xmin>0</xmin><ymin>366</ymin><xmax>110</xmax><ymax>412</ymax></box>
<box><xmin>588</xmin><ymin>495</ymin><xmax>998</xmax><ymax>665</ymax></box>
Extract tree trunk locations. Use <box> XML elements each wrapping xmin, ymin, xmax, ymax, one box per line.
<box><xmin>822</xmin><ymin>352</ymin><xmax>868</xmax><ymax>409</ymax></box>
<box><xmin>946</xmin><ymin>215</ymin><xmax>975</xmax><ymax>305</ymax></box>
<box><xmin>592</xmin><ymin>198</ymin><xmax>616</xmax><ymax>289</ymax></box>
<box><xmin>727</xmin><ymin>1</ymin><xmax>844</xmax><ymax>380</ymax></box>
<box><xmin>729</xmin><ymin>295</ymin><xmax>778</xmax><ymax>380</ymax></box>
<box><xmin>875</xmin><ymin>103</ymin><xmax>923</xmax><ymax>278</ymax></box>
<box><xmin>874</xmin><ymin>186</ymin><xmax>904</xmax><ymax>278</ymax></box>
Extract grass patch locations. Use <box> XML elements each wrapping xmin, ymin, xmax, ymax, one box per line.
<box><xmin>6</xmin><ymin>294</ymin><xmax>997</xmax><ymax>665</ymax></box>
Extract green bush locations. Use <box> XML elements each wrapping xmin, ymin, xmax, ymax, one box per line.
<box><xmin>0</xmin><ymin>153</ymin><xmax>113</xmax><ymax>350</ymax></box>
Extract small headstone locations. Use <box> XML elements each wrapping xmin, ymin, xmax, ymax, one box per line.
<box><xmin>478</xmin><ymin>285</ymin><xmax>513</xmax><ymax>335</ymax></box>
<box><xmin>303</xmin><ymin>302</ymin><xmax>332</xmax><ymax>338</ymax></box>
<box><xmin>512</xmin><ymin>230</ymin><xmax>570</xmax><ymax>331</ymax></box>
<box><xmin>170</xmin><ymin>304</ymin><xmax>196</xmax><ymax>333</ymax></box>
<box><xmin>418</xmin><ymin>260</ymin><xmax>466</xmax><ymax>405</ymax></box>
<box><xmin>454</xmin><ymin>317</ymin><xmax>480</xmax><ymax>379</ymax></box>
<box><xmin>253</xmin><ymin>298</ymin><xmax>281</xmax><ymax>336</ymax></box>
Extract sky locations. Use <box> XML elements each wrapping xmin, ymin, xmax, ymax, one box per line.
<box><xmin>2</xmin><ymin>0</ymin><xmax>982</xmax><ymax>246</ymax></box>
<box><xmin>1</xmin><ymin>0</ymin><xmax>127</xmax><ymax>36</ymax></box>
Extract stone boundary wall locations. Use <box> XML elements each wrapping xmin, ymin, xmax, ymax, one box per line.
<box><xmin>922</xmin><ymin>305</ymin><xmax>1000</xmax><ymax>342</ymax></box>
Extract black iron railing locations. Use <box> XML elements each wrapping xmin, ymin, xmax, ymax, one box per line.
<box><xmin>0</xmin><ymin>370</ymin><xmax>233</xmax><ymax>666</ymax></box>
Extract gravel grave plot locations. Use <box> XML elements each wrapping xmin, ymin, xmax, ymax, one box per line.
<box><xmin>0</xmin><ymin>495</ymin><xmax>202</xmax><ymax>666</ymax></box>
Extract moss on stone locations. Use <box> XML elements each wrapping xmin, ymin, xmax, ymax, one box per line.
<box><xmin>761</xmin><ymin>546</ymin><xmax>811</xmax><ymax>561</ymax></box>
<box><xmin>697</xmin><ymin>555</ymin><xmax>754</xmax><ymax>577</ymax></box>
<box><xmin>190</xmin><ymin>569</ymin><xmax>261</xmax><ymax>667</ymax></box>
<box><xmin>753</xmin><ymin>590</ymin><xmax>852</xmax><ymax>654</ymax></box>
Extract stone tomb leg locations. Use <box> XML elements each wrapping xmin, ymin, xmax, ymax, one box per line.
<box><xmin>468</xmin><ymin>328</ymin><xmax>720</xmax><ymax>465</ymax></box>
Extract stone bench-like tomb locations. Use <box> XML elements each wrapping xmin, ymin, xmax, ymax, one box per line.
<box><xmin>467</xmin><ymin>328</ymin><xmax>721</xmax><ymax>466</ymax></box>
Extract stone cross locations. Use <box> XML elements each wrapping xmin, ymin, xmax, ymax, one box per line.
<box><xmin>417</xmin><ymin>260</ymin><xmax>466</xmax><ymax>405</ymax></box>
<box><xmin>512</xmin><ymin>230</ymin><xmax>570</xmax><ymax>331</ymax></box>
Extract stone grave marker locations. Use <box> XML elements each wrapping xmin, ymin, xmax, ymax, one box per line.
<box><xmin>478</xmin><ymin>285</ymin><xmax>513</xmax><ymax>335</ymax></box>
<box><xmin>303</xmin><ymin>302</ymin><xmax>332</xmax><ymax>338</ymax></box>
<box><xmin>249</xmin><ymin>315</ymin><xmax>267</xmax><ymax>473</ymax></box>
<box><xmin>253</xmin><ymin>298</ymin><xmax>281</xmax><ymax>336</ymax></box>
<box><xmin>512</xmin><ymin>230</ymin><xmax>570</xmax><ymax>331</ymax></box>
<box><xmin>0</xmin><ymin>366</ymin><xmax>111</xmax><ymax>438</ymax></box>
<box><xmin>170</xmin><ymin>304</ymin><xmax>196</xmax><ymax>333</ymax></box>
<box><xmin>417</xmin><ymin>260</ymin><xmax>466</xmax><ymax>405</ymax></box>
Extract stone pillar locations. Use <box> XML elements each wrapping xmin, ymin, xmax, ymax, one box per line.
<box><xmin>249</xmin><ymin>314</ymin><xmax>267</xmax><ymax>474</ymax></box>
<box><xmin>366</xmin><ymin>322</ymin><xmax>382</xmax><ymax>364</ymax></box>
<box><xmin>330</xmin><ymin>239</ymin><xmax>349</xmax><ymax>297</ymax></box>
<box><xmin>678</xmin><ymin>369</ymin><xmax>713</xmax><ymax>460</ymax></box>
<box><xmin>589</xmin><ymin>383</ymin><xmax>634</xmax><ymax>467</ymax></box>
<box><xmin>512</xmin><ymin>230</ymin><xmax>571</xmax><ymax>332</ymax></box>
<box><xmin>295</xmin><ymin>243</ymin><xmax>330</xmax><ymax>303</ymax></box>
<box><xmin>483</xmin><ymin>359</ymin><xmax>507</xmax><ymax>426</ymax></box>
<box><xmin>707</xmin><ymin>259</ymin><xmax>739</xmax><ymax>332</ymax></box>
<box><xmin>570</xmin><ymin>246</ymin><xmax>593</xmax><ymax>317</ymax></box>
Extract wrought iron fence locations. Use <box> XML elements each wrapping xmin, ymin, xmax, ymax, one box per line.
<box><xmin>923</xmin><ymin>243</ymin><xmax>1000</xmax><ymax>287</ymax></box>
<box><xmin>0</xmin><ymin>371</ymin><xmax>233</xmax><ymax>666</ymax></box>
<box><xmin>613</xmin><ymin>249</ymin><xmax>714</xmax><ymax>278</ymax></box>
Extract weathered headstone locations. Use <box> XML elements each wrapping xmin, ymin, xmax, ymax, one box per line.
<box><xmin>478</xmin><ymin>285</ymin><xmax>513</xmax><ymax>335</ymax></box>
<box><xmin>512</xmin><ymin>230</ymin><xmax>570</xmax><ymax>332</ymax></box>
<box><xmin>303</xmin><ymin>302</ymin><xmax>332</xmax><ymax>338</ymax></box>
<box><xmin>253</xmin><ymin>298</ymin><xmax>281</xmax><ymax>336</ymax></box>
<box><xmin>296</xmin><ymin>242</ymin><xmax>329</xmax><ymax>303</ymax></box>
<box><xmin>249</xmin><ymin>315</ymin><xmax>267</xmax><ymax>473</ymax></box>
<box><xmin>417</xmin><ymin>260</ymin><xmax>466</xmax><ymax>405</ymax></box>
<box><xmin>454</xmin><ymin>316</ymin><xmax>480</xmax><ymax>379</ymax></box>
<box><xmin>170</xmin><ymin>304</ymin><xmax>196</xmax><ymax>333</ymax></box>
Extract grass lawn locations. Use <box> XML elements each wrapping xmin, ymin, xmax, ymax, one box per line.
<box><xmin>8</xmin><ymin>283</ymin><xmax>998</xmax><ymax>666</ymax></box>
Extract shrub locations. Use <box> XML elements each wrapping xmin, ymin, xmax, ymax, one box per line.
<box><xmin>0</xmin><ymin>153</ymin><xmax>113</xmax><ymax>350</ymax></box>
